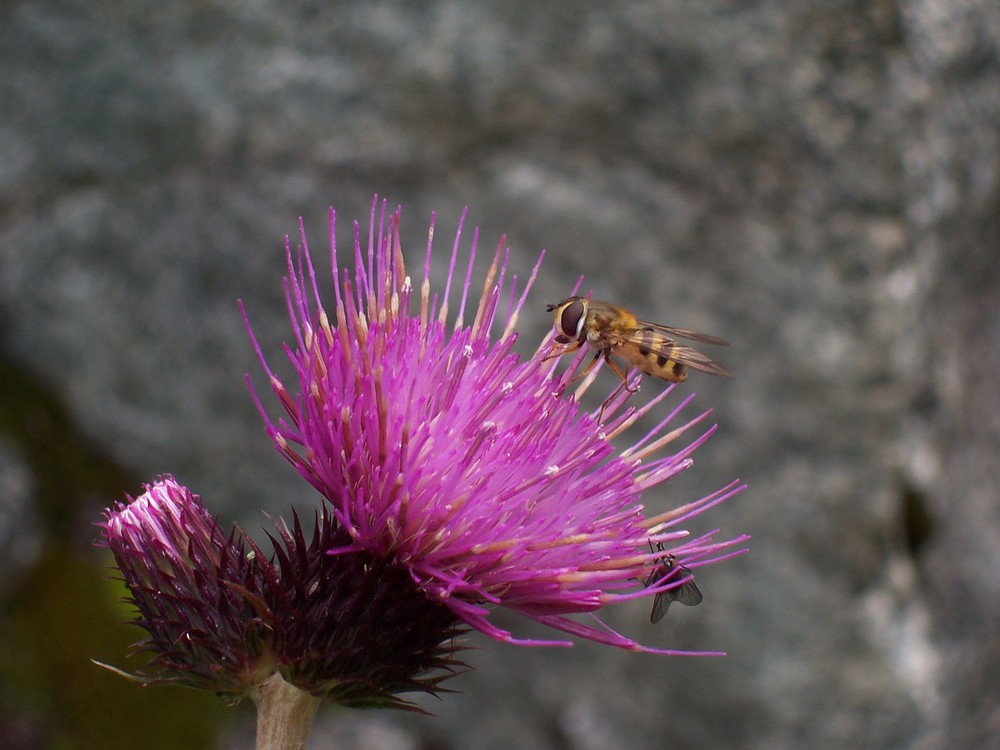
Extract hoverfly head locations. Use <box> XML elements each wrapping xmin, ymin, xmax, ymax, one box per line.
<box><xmin>550</xmin><ymin>297</ymin><xmax>588</xmax><ymax>345</ymax></box>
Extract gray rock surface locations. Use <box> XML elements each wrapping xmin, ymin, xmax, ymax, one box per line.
<box><xmin>2</xmin><ymin>1</ymin><xmax>998</xmax><ymax>748</ymax></box>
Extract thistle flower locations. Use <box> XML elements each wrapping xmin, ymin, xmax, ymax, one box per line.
<box><xmin>99</xmin><ymin>198</ymin><xmax>746</xmax><ymax>749</ymax></box>
<box><xmin>243</xmin><ymin>197</ymin><xmax>747</xmax><ymax>656</ymax></box>
<box><xmin>97</xmin><ymin>476</ymin><xmax>273</xmax><ymax>694</ymax></box>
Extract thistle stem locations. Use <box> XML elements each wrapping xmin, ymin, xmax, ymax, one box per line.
<box><xmin>252</xmin><ymin>673</ymin><xmax>321</xmax><ymax>750</ymax></box>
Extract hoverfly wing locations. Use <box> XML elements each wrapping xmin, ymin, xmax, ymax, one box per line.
<box><xmin>638</xmin><ymin>321</ymin><xmax>730</xmax><ymax>347</ymax></box>
<box><xmin>659</xmin><ymin>342</ymin><xmax>734</xmax><ymax>378</ymax></box>
<box><xmin>615</xmin><ymin>329</ymin><xmax>734</xmax><ymax>378</ymax></box>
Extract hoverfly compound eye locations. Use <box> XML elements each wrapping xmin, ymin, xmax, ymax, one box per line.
<box><xmin>560</xmin><ymin>299</ymin><xmax>586</xmax><ymax>338</ymax></box>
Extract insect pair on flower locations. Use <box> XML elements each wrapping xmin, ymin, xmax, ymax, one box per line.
<box><xmin>545</xmin><ymin>295</ymin><xmax>732</xmax><ymax>622</ymax></box>
<box><xmin>99</xmin><ymin>201</ymin><xmax>746</xmax><ymax>711</ymax></box>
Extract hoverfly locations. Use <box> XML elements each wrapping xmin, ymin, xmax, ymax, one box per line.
<box><xmin>644</xmin><ymin>544</ymin><xmax>703</xmax><ymax>624</ymax></box>
<box><xmin>545</xmin><ymin>296</ymin><xmax>732</xmax><ymax>388</ymax></box>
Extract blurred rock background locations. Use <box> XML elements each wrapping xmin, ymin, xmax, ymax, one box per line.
<box><xmin>1</xmin><ymin>1</ymin><xmax>998</xmax><ymax>749</ymax></box>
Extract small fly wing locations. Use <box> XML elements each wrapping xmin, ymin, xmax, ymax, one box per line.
<box><xmin>649</xmin><ymin>578</ymin><xmax>703</xmax><ymax>623</ymax></box>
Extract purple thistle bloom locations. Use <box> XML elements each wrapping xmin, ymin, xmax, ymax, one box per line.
<box><xmin>98</xmin><ymin>476</ymin><xmax>273</xmax><ymax>693</ymax></box>
<box><xmin>244</xmin><ymin>197</ymin><xmax>748</xmax><ymax>655</ymax></box>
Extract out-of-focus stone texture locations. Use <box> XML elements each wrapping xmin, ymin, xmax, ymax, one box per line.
<box><xmin>1</xmin><ymin>2</ymin><xmax>997</xmax><ymax>748</ymax></box>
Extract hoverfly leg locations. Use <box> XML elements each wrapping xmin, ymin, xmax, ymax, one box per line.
<box><xmin>568</xmin><ymin>349</ymin><xmax>603</xmax><ymax>385</ymax></box>
<box><xmin>597</xmin><ymin>378</ymin><xmax>628</xmax><ymax>423</ymax></box>
<box><xmin>603</xmin><ymin>354</ymin><xmax>638</xmax><ymax>393</ymax></box>
<box><xmin>542</xmin><ymin>340</ymin><xmax>579</xmax><ymax>364</ymax></box>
